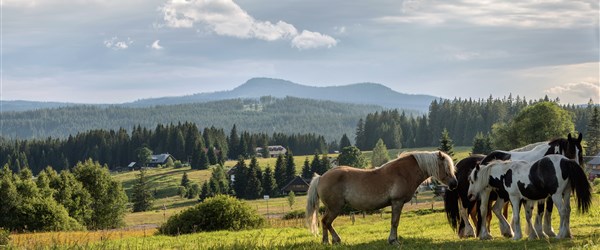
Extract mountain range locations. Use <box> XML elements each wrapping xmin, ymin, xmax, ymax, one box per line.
<box><xmin>1</xmin><ymin>78</ymin><xmax>438</xmax><ymax>112</ymax></box>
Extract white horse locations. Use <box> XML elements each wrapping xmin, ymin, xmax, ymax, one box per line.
<box><xmin>467</xmin><ymin>155</ymin><xmax>591</xmax><ymax>240</ymax></box>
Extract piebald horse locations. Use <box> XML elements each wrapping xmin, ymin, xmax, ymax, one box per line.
<box><xmin>443</xmin><ymin>133</ymin><xmax>584</xmax><ymax>239</ymax></box>
<box><xmin>467</xmin><ymin>155</ymin><xmax>591</xmax><ymax>240</ymax></box>
<box><xmin>306</xmin><ymin>151</ymin><xmax>457</xmax><ymax>244</ymax></box>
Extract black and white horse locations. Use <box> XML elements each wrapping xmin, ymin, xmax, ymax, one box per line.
<box><xmin>443</xmin><ymin>133</ymin><xmax>584</xmax><ymax>239</ymax></box>
<box><xmin>467</xmin><ymin>155</ymin><xmax>591</xmax><ymax>240</ymax></box>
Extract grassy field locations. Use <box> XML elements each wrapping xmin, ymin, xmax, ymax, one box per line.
<box><xmin>10</xmin><ymin>146</ymin><xmax>600</xmax><ymax>249</ymax></box>
<box><xmin>8</xmin><ymin>194</ymin><xmax>600</xmax><ymax>249</ymax></box>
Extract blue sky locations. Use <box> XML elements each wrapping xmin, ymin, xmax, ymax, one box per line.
<box><xmin>2</xmin><ymin>0</ymin><xmax>599</xmax><ymax>104</ymax></box>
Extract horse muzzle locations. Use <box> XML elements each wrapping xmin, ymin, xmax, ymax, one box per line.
<box><xmin>448</xmin><ymin>178</ymin><xmax>458</xmax><ymax>191</ymax></box>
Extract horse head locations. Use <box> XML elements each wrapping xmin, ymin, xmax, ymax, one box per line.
<box><xmin>437</xmin><ymin>151</ymin><xmax>458</xmax><ymax>190</ymax></box>
<box><xmin>566</xmin><ymin>133</ymin><xmax>584</xmax><ymax>166</ymax></box>
<box><xmin>467</xmin><ymin>163</ymin><xmax>485</xmax><ymax>201</ymax></box>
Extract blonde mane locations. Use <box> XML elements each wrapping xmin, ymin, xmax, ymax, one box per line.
<box><xmin>386</xmin><ymin>150</ymin><xmax>455</xmax><ymax>179</ymax></box>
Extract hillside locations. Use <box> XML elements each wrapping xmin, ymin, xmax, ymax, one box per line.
<box><xmin>0</xmin><ymin>96</ymin><xmax>385</xmax><ymax>141</ymax></box>
<box><xmin>1</xmin><ymin>78</ymin><xmax>437</xmax><ymax>112</ymax></box>
<box><xmin>128</xmin><ymin>77</ymin><xmax>438</xmax><ymax>111</ymax></box>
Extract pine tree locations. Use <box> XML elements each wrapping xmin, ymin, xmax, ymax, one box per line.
<box><xmin>371</xmin><ymin>138</ymin><xmax>390</xmax><ymax>168</ymax></box>
<box><xmin>339</xmin><ymin>134</ymin><xmax>352</xmax><ymax>149</ymax></box>
<box><xmin>274</xmin><ymin>154</ymin><xmax>286</xmax><ymax>193</ymax></box>
<box><xmin>355</xmin><ymin>119</ymin><xmax>366</xmax><ymax>150</ymax></box>
<box><xmin>246</xmin><ymin>157</ymin><xmax>263</xmax><ymax>199</ymax></box>
<box><xmin>587</xmin><ymin>106</ymin><xmax>600</xmax><ymax>156</ymax></box>
<box><xmin>207</xmin><ymin>146</ymin><xmax>217</xmax><ymax>165</ymax></box>
<box><xmin>232</xmin><ymin>157</ymin><xmax>248</xmax><ymax>199</ymax></box>
<box><xmin>180</xmin><ymin>172</ymin><xmax>190</xmax><ymax>188</ymax></box>
<box><xmin>472</xmin><ymin>132</ymin><xmax>493</xmax><ymax>154</ymax></box>
<box><xmin>310</xmin><ymin>152</ymin><xmax>320</xmax><ymax>175</ymax></box>
<box><xmin>320</xmin><ymin>154</ymin><xmax>331</xmax><ymax>174</ymax></box>
<box><xmin>228</xmin><ymin>124</ymin><xmax>240</xmax><ymax>160</ymax></box>
<box><xmin>284</xmin><ymin>149</ymin><xmax>296</xmax><ymax>185</ymax></box>
<box><xmin>199</xmin><ymin>181</ymin><xmax>211</xmax><ymax>201</ymax></box>
<box><xmin>337</xmin><ymin>146</ymin><xmax>366</xmax><ymax>168</ymax></box>
<box><xmin>262</xmin><ymin>166</ymin><xmax>277</xmax><ymax>196</ymax></box>
<box><xmin>301</xmin><ymin>157</ymin><xmax>311</xmax><ymax>179</ymax></box>
<box><xmin>132</xmin><ymin>169</ymin><xmax>154</xmax><ymax>212</ymax></box>
<box><xmin>438</xmin><ymin>128</ymin><xmax>455</xmax><ymax>160</ymax></box>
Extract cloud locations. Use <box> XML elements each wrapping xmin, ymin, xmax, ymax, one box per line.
<box><xmin>151</xmin><ymin>40</ymin><xmax>163</xmax><ymax>50</ymax></box>
<box><xmin>291</xmin><ymin>30</ymin><xmax>338</xmax><ymax>50</ymax></box>
<box><xmin>544</xmin><ymin>82</ymin><xmax>600</xmax><ymax>103</ymax></box>
<box><xmin>161</xmin><ymin>0</ymin><xmax>336</xmax><ymax>49</ymax></box>
<box><xmin>104</xmin><ymin>37</ymin><xmax>133</xmax><ymax>50</ymax></box>
<box><xmin>374</xmin><ymin>0</ymin><xmax>598</xmax><ymax>29</ymax></box>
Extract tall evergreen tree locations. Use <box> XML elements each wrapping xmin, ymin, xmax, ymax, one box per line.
<box><xmin>355</xmin><ymin>118</ymin><xmax>366</xmax><ymax>150</ymax></box>
<box><xmin>232</xmin><ymin>157</ymin><xmax>248</xmax><ymax>199</ymax></box>
<box><xmin>284</xmin><ymin>149</ymin><xmax>296</xmax><ymax>185</ymax></box>
<box><xmin>310</xmin><ymin>152</ymin><xmax>321</xmax><ymax>175</ymax></box>
<box><xmin>228</xmin><ymin>124</ymin><xmax>240</xmax><ymax>160</ymax></box>
<box><xmin>339</xmin><ymin>134</ymin><xmax>352</xmax><ymax>149</ymax></box>
<box><xmin>319</xmin><ymin>154</ymin><xmax>331</xmax><ymax>174</ymax></box>
<box><xmin>273</xmin><ymin>154</ymin><xmax>286</xmax><ymax>192</ymax></box>
<box><xmin>337</xmin><ymin>146</ymin><xmax>366</xmax><ymax>168</ymax></box>
<box><xmin>246</xmin><ymin>157</ymin><xmax>263</xmax><ymax>199</ymax></box>
<box><xmin>587</xmin><ymin>106</ymin><xmax>600</xmax><ymax>156</ymax></box>
<box><xmin>301</xmin><ymin>157</ymin><xmax>311</xmax><ymax>179</ymax></box>
<box><xmin>371</xmin><ymin>139</ymin><xmax>390</xmax><ymax>168</ymax></box>
<box><xmin>262</xmin><ymin>166</ymin><xmax>277</xmax><ymax>196</ymax></box>
<box><xmin>131</xmin><ymin>169</ymin><xmax>154</xmax><ymax>212</ymax></box>
<box><xmin>180</xmin><ymin>172</ymin><xmax>190</xmax><ymax>188</ymax></box>
<box><xmin>207</xmin><ymin>146</ymin><xmax>218</xmax><ymax>165</ymax></box>
<box><xmin>472</xmin><ymin>132</ymin><xmax>493</xmax><ymax>155</ymax></box>
<box><xmin>438</xmin><ymin>128</ymin><xmax>455</xmax><ymax>160</ymax></box>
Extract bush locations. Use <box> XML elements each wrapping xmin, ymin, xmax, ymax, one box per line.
<box><xmin>283</xmin><ymin>210</ymin><xmax>305</xmax><ymax>220</ymax></box>
<box><xmin>0</xmin><ymin>228</ymin><xmax>9</xmax><ymax>245</ymax></box>
<box><xmin>158</xmin><ymin>195</ymin><xmax>264</xmax><ymax>235</ymax></box>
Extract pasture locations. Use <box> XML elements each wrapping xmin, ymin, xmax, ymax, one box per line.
<box><xmin>6</xmin><ymin>147</ymin><xmax>600</xmax><ymax>249</ymax></box>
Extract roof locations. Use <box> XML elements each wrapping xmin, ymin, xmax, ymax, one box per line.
<box><xmin>280</xmin><ymin>175</ymin><xmax>311</xmax><ymax>192</ymax></box>
<box><xmin>587</xmin><ymin>155</ymin><xmax>600</xmax><ymax>165</ymax></box>
<box><xmin>128</xmin><ymin>162</ymin><xmax>137</xmax><ymax>168</ymax></box>
<box><xmin>150</xmin><ymin>154</ymin><xmax>173</xmax><ymax>164</ymax></box>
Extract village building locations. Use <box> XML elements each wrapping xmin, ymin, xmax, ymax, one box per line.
<box><xmin>255</xmin><ymin>145</ymin><xmax>287</xmax><ymax>158</ymax></box>
<box><xmin>279</xmin><ymin>175</ymin><xmax>311</xmax><ymax>194</ymax></box>
<box><xmin>586</xmin><ymin>152</ymin><xmax>600</xmax><ymax>180</ymax></box>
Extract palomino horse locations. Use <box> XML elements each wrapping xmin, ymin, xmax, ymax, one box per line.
<box><xmin>467</xmin><ymin>155</ymin><xmax>591</xmax><ymax>240</ymax></box>
<box><xmin>443</xmin><ymin>133</ymin><xmax>584</xmax><ymax>240</ymax></box>
<box><xmin>306</xmin><ymin>151</ymin><xmax>457</xmax><ymax>244</ymax></box>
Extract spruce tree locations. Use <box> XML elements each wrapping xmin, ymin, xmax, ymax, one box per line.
<box><xmin>301</xmin><ymin>157</ymin><xmax>311</xmax><ymax>179</ymax></box>
<box><xmin>438</xmin><ymin>128</ymin><xmax>455</xmax><ymax>160</ymax></box>
<box><xmin>232</xmin><ymin>157</ymin><xmax>248</xmax><ymax>199</ymax></box>
<box><xmin>320</xmin><ymin>154</ymin><xmax>331</xmax><ymax>174</ymax></box>
<box><xmin>340</xmin><ymin>134</ymin><xmax>352</xmax><ymax>149</ymax></box>
<box><xmin>207</xmin><ymin>146</ymin><xmax>218</xmax><ymax>165</ymax></box>
<box><xmin>587</xmin><ymin>106</ymin><xmax>600</xmax><ymax>156</ymax></box>
<box><xmin>472</xmin><ymin>132</ymin><xmax>493</xmax><ymax>155</ymax></box>
<box><xmin>180</xmin><ymin>172</ymin><xmax>190</xmax><ymax>188</ymax></box>
<box><xmin>199</xmin><ymin>181</ymin><xmax>211</xmax><ymax>201</ymax></box>
<box><xmin>262</xmin><ymin>166</ymin><xmax>277</xmax><ymax>196</ymax></box>
<box><xmin>284</xmin><ymin>149</ymin><xmax>296</xmax><ymax>185</ymax></box>
<box><xmin>246</xmin><ymin>157</ymin><xmax>263</xmax><ymax>199</ymax></box>
<box><xmin>310</xmin><ymin>152</ymin><xmax>321</xmax><ymax>175</ymax></box>
<box><xmin>371</xmin><ymin>138</ymin><xmax>390</xmax><ymax>168</ymax></box>
<box><xmin>274</xmin><ymin>154</ymin><xmax>286</xmax><ymax>191</ymax></box>
<box><xmin>132</xmin><ymin>169</ymin><xmax>154</xmax><ymax>212</ymax></box>
<box><xmin>228</xmin><ymin>124</ymin><xmax>240</xmax><ymax>160</ymax></box>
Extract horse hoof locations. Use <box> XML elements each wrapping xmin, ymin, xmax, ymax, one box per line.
<box><xmin>545</xmin><ymin>231</ymin><xmax>557</xmax><ymax>237</ymax></box>
<box><xmin>479</xmin><ymin>234</ymin><xmax>493</xmax><ymax>240</ymax></box>
<box><xmin>502</xmin><ymin>232</ymin><xmax>514</xmax><ymax>238</ymax></box>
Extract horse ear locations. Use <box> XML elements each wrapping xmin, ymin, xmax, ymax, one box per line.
<box><xmin>438</xmin><ymin>151</ymin><xmax>444</xmax><ymax>160</ymax></box>
<box><xmin>568</xmin><ymin>133</ymin><xmax>572</xmax><ymax>140</ymax></box>
<box><xmin>577</xmin><ymin>132</ymin><xmax>582</xmax><ymax>142</ymax></box>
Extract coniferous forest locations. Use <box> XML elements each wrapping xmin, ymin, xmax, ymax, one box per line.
<box><xmin>0</xmin><ymin>95</ymin><xmax>597</xmax><ymax>175</ymax></box>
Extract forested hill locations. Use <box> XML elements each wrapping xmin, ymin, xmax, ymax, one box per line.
<box><xmin>1</xmin><ymin>97</ymin><xmax>387</xmax><ymax>141</ymax></box>
<box><xmin>128</xmin><ymin>78</ymin><xmax>437</xmax><ymax>111</ymax></box>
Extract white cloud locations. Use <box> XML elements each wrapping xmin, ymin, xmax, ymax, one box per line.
<box><xmin>375</xmin><ymin>0</ymin><xmax>598</xmax><ymax>29</ymax></box>
<box><xmin>151</xmin><ymin>40</ymin><xmax>163</xmax><ymax>50</ymax></box>
<box><xmin>161</xmin><ymin>0</ymin><xmax>336</xmax><ymax>49</ymax></box>
<box><xmin>104</xmin><ymin>37</ymin><xmax>133</xmax><ymax>50</ymax></box>
<box><xmin>291</xmin><ymin>30</ymin><xmax>338</xmax><ymax>50</ymax></box>
<box><xmin>544</xmin><ymin>82</ymin><xmax>600</xmax><ymax>103</ymax></box>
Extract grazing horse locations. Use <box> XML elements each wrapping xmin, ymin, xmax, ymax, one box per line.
<box><xmin>306</xmin><ymin>151</ymin><xmax>457</xmax><ymax>244</ymax></box>
<box><xmin>467</xmin><ymin>155</ymin><xmax>591</xmax><ymax>240</ymax></box>
<box><xmin>443</xmin><ymin>133</ymin><xmax>584</xmax><ymax>239</ymax></box>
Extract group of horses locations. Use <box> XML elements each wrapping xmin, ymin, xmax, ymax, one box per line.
<box><xmin>305</xmin><ymin>133</ymin><xmax>592</xmax><ymax>244</ymax></box>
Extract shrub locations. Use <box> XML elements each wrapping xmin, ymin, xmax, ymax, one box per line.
<box><xmin>283</xmin><ymin>210</ymin><xmax>305</xmax><ymax>220</ymax></box>
<box><xmin>158</xmin><ymin>195</ymin><xmax>264</xmax><ymax>235</ymax></box>
<box><xmin>0</xmin><ymin>228</ymin><xmax>9</xmax><ymax>245</ymax></box>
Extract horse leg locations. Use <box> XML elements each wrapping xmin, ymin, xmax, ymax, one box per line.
<box><xmin>534</xmin><ymin>200</ymin><xmax>548</xmax><ymax>239</ymax></box>
<box><xmin>458</xmin><ymin>202</ymin><xmax>475</xmax><ymax>238</ymax></box>
<box><xmin>321</xmin><ymin>210</ymin><xmax>331</xmax><ymax>244</ymax></box>
<box><xmin>492</xmin><ymin>199</ymin><xmax>513</xmax><ymax>238</ymax></box>
<box><xmin>477</xmin><ymin>192</ymin><xmax>493</xmax><ymax>240</ymax></box>
<box><xmin>553</xmin><ymin>190</ymin><xmax>571</xmax><ymax>239</ymax></box>
<box><xmin>524</xmin><ymin>201</ymin><xmax>538</xmax><ymax>240</ymax></box>
<box><xmin>388</xmin><ymin>200</ymin><xmax>405</xmax><ymax>244</ymax></box>
<box><xmin>510</xmin><ymin>196</ymin><xmax>523</xmax><ymax>240</ymax></box>
<box><xmin>322</xmin><ymin>208</ymin><xmax>342</xmax><ymax>244</ymax></box>
<box><xmin>543</xmin><ymin>197</ymin><xmax>557</xmax><ymax>237</ymax></box>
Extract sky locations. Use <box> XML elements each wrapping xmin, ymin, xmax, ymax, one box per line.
<box><xmin>1</xmin><ymin>0</ymin><xmax>599</xmax><ymax>105</ymax></box>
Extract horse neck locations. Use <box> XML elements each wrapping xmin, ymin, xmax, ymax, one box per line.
<box><xmin>510</xmin><ymin>144</ymin><xmax>551</xmax><ymax>162</ymax></box>
<box><xmin>386</xmin><ymin>157</ymin><xmax>429</xmax><ymax>190</ymax></box>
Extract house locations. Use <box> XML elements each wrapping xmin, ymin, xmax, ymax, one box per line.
<box><xmin>586</xmin><ymin>153</ymin><xmax>600</xmax><ymax>180</ymax></box>
<box><xmin>255</xmin><ymin>145</ymin><xmax>287</xmax><ymax>158</ymax></box>
<box><xmin>280</xmin><ymin>175</ymin><xmax>311</xmax><ymax>194</ymax></box>
<box><xmin>148</xmin><ymin>153</ymin><xmax>175</xmax><ymax>167</ymax></box>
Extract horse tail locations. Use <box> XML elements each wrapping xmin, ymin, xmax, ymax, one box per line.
<box><xmin>443</xmin><ymin>185</ymin><xmax>460</xmax><ymax>231</ymax></box>
<box><xmin>566</xmin><ymin>160</ymin><xmax>592</xmax><ymax>214</ymax></box>
<box><xmin>306</xmin><ymin>173</ymin><xmax>321</xmax><ymax>235</ymax></box>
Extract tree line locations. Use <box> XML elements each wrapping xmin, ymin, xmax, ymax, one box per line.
<box><xmin>355</xmin><ymin>96</ymin><xmax>597</xmax><ymax>154</ymax></box>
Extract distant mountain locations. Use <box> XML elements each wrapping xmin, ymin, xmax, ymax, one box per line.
<box><xmin>127</xmin><ymin>78</ymin><xmax>438</xmax><ymax>111</ymax></box>
<box><xmin>0</xmin><ymin>100</ymin><xmax>83</xmax><ymax>112</ymax></box>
